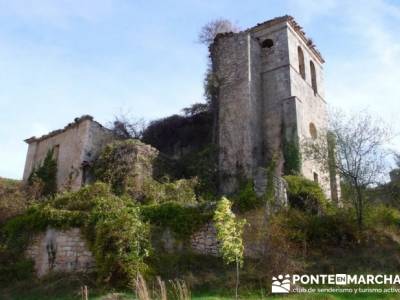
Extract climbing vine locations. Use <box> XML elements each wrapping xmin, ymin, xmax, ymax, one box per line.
<box><xmin>1</xmin><ymin>183</ymin><xmax>150</xmax><ymax>285</ymax></box>
<box><xmin>283</xmin><ymin>139</ymin><xmax>302</xmax><ymax>175</ymax></box>
<box><xmin>265</xmin><ymin>156</ymin><xmax>277</xmax><ymax>206</ymax></box>
<box><xmin>28</xmin><ymin>149</ymin><xmax>57</xmax><ymax>198</ymax></box>
<box><xmin>141</xmin><ymin>202</ymin><xmax>212</xmax><ymax>239</ymax></box>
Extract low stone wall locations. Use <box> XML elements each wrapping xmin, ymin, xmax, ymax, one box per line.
<box><xmin>189</xmin><ymin>209</ymin><xmax>270</xmax><ymax>258</ymax></box>
<box><xmin>190</xmin><ymin>222</ymin><xmax>219</xmax><ymax>255</ymax></box>
<box><xmin>26</xmin><ymin>228</ymin><xmax>94</xmax><ymax>277</ymax></box>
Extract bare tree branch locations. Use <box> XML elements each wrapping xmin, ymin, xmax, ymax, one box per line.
<box><xmin>198</xmin><ymin>18</ymin><xmax>240</xmax><ymax>46</ymax></box>
<box><xmin>109</xmin><ymin>114</ymin><xmax>147</xmax><ymax>140</ymax></box>
<box><xmin>303</xmin><ymin>108</ymin><xmax>393</xmax><ymax>230</ymax></box>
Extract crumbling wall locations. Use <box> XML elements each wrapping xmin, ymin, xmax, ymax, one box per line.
<box><xmin>26</xmin><ymin>228</ymin><xmax>94</xmax><ymax>277</ymax></box>
<box><xmin>190</xmin><ymin>209</ymin><xmax>275</xmax><ymax>258</ymax></box>
<box><xmin>23</xmin><ymin>116</ymin><xmax>114</xmax><ymax>191</ymax></box>
<box><xmin>212</xmin><ymin>32</ymin><xmax>262</xmax><ymax>194</ymax></box>
<box><xmin>190</xmin><ymin>222</ymin><xmax>219</xmax><ymax>256</ymax></box>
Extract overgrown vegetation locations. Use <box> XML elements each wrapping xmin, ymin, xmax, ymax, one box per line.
<box><xmin>175</xmin><ymin>144</ymin><xmax>218</xmax><ymax>200</ymax></box>
<box><xmin>28</xmin><ymin>149</ymin><xmax>58</xmax><ymax>198</ymax></box>
<box><xmin>142</xmin><ymin>177</ymin><xmax>198</xmax><ymax>205</ymax></box>
<box><xmin>284</xmin><ymin>175</ymin><xmax>328</xmax><ymax>213</ymax></box>
<box><xmin>232</xmin><ymin>180</ymin><xmax>262</xmax><ymax>212</ymax></box>
<box><xmin>0</xmin><ymin>177</ymin><xmax>27</xmax><ymax>224</ymax></box>
<box><xmin>141</xmin><ymin>202</ymin><xmax>212</xmax><ymax>239</ymax></box>
<box><xmin>283</xmin><ymin>139</ymin><xmax>302</xmax><ymax>175</ymax></box>
<box><xmin>1</xmin><ymin>183</ymin><xmax>150</xmax><ymax>285</ymax></box>
<box><xmin>93</xmin><ymin>139</ymin><xmax>158</xmax><ymax>197</ymax></box>
<box><xmin>93</xmin><ymin>137</ymin><xmax>216</xmax><ymax>204</ymax></box>
<box><xmin>142</xmin><ymin>112</ymin><xmax>213</xmax><ymax>158</ymax></box>
<box><xmin>304</xmin><ymin>109</ymin><xmax>393</xmax><ymax>230</ymax></box>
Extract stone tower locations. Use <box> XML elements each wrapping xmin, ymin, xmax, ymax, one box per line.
<box><xmin>212</xmin><ymin>16</ymin><xmax>339</xmax><ymax>200</ymax></box>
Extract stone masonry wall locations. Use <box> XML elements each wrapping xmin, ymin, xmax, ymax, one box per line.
<box><xmin>26</xmin><ymin>228</ymin><xmax>94</xmax><ymax>277</ymax></box>
<box><xmin>190</xmin><ymin>222</ymin><xmax>219</xmax><ymax>256</ymax></box>
<box><xmin>190</xmin><ymin>207</ymin><xmax>273</xmax><ymax>258</ymax></box>
<box><xmin>212</xmin><ymin>32</ymin><xmax>262</xmax><ymax>194</ymax></box>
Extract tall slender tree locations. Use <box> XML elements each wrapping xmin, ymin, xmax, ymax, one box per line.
<box><xmin>213</xmin><ymin>197</ymin><xmax>246</xmax><ymax>299</ymax></box>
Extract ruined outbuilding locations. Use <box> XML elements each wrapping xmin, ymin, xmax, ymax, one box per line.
<box><xmin>23</xmin><ymin>115</ymin><xmax>114</xmax><ymax>191</ymax></box>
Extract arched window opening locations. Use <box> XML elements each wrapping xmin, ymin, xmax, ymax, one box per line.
<box><xmin>309</xmin><ymin>122</ymin><xmax>318</xmax><ymax>140</ymax></box>
<box><xmin>313</xmin><ymin>172</ymin><xmax>319</xmax><ymax>183</ymax></box>
<box><xmin>261</xmin><ymin>39</ymin><xmax>274</xmax><ymax>48</ymax></box>
<box><xmin>310</xmin><ymin>60</ymin><xmax>318</xmax><ymax>95</ymax></box>
<box><xmin>297</xmin><ymin>47</ymin><xmax>305</xmax><ymax>79</ymax></box>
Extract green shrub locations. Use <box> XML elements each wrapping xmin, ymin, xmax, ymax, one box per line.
<box><xmin>0</xmin><ymin>257</ymin><xmax>34</xmax><ymax>282</ymax></box>
<box><xmin>270</xmin><ymin>208</ymin><xmax>358</xmax><ymax>248</ymax></box>
<box><xmin>284</xmin><ymin>175</ymin><xmax>327</xmax><ymax>213</ymax></box>
<box><xmin>141</xmin><ymin>202</ymin><xmax>212</xmax><ymax>239</ymax></box>
<box><xmin>232</xmin><ymin>180</ymin><xmax>263</xmax><ymax>212</ymax></box>
<box><xmin>143</xmin><ymin>177</ymin><xmax>198</xmax><ymax>205</ymax></box>
<box><xmin>365</xmin><ymin>204</ymin><xmax>400</xmax><ymax>228</ymax></box>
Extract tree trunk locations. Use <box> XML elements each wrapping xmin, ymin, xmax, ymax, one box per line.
<box><xmin>235</xmin><ymin>259</ymin><xmax>239</xmax><ymax>300</ymax></box>
<box><xmin>355</xmin><ymin>183</ymin><xmax>364</xmax><ymax>234</ymax></box>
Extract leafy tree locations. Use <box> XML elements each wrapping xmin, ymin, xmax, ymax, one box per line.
<box><xmin>304</xmin><ymin>109</ymin><xmax>393</xmax><ymax>231</ymax></box>
<box><xmin>213</xmin><ymin>197</ymin><xmax>246</xmax><ymax>299</ymax></box>
<box><xmin>28</xmin><ymin>149</ymin><xmax>57</xmax><ymax>198</ymax></box>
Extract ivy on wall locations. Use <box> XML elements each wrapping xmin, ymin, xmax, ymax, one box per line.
<box><xmin>141</xmin><ymin>202</ymin><xmax>212</xmax><ymax>239</ymax></box>
<box><xmin>283</xmin><ymin>139</ymin><xmax>302</xmax><ymax>176</ymax></box>
<box><xmin>28</xmin><ymin>149</ymin><xmax>58</xmax><ymax>198</ymax></box>
<box><xmin>1</xmin><ymin>183</ymin><xmax>150</xmax><ymax>285</ymax></box>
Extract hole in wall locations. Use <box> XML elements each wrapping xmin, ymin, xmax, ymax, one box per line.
<box><xmin>313</xmin><ymin>172</ymin><xmax>319</xmax><ymax>183</ymax></box>
<box><xmin>309</xmin><ymin>123</ymin><xmax>318</xmax><ymax>140</ymax></box>
<box><xmin>261</xmin><ymin>39</ymin><xmax>274</xmax><ymax>48</ymax></box>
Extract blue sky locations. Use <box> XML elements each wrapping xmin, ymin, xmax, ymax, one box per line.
<box><xmin>0</xmin><ymin>0</ymin><xmax>399</xmax><ymax>179</ymax></box>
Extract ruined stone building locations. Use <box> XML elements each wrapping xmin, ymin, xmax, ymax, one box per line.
<box><xmin>212</xmin><ymin>16</ymin><xmax>339</xmax><ymax>200</ymax></box>
<box><xmin>23</xmin><ymin>115</ymin><xmax>113</xmax><ymax>191</ymax></box>
<box><xmin>22</xmin><ymin>16</ymin><xmax>339</xmax><ymax>200</ymax></box>
<box><xmin>21</xmin><ymin>16</ymin><xmax>342</xmax><ymax>277</ymax></box>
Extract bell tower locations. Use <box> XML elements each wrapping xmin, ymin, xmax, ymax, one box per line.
<box><xmin>212</xmin><ymin>16</ymin><xmax>339</xmax><ymax>201</ymax></box>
